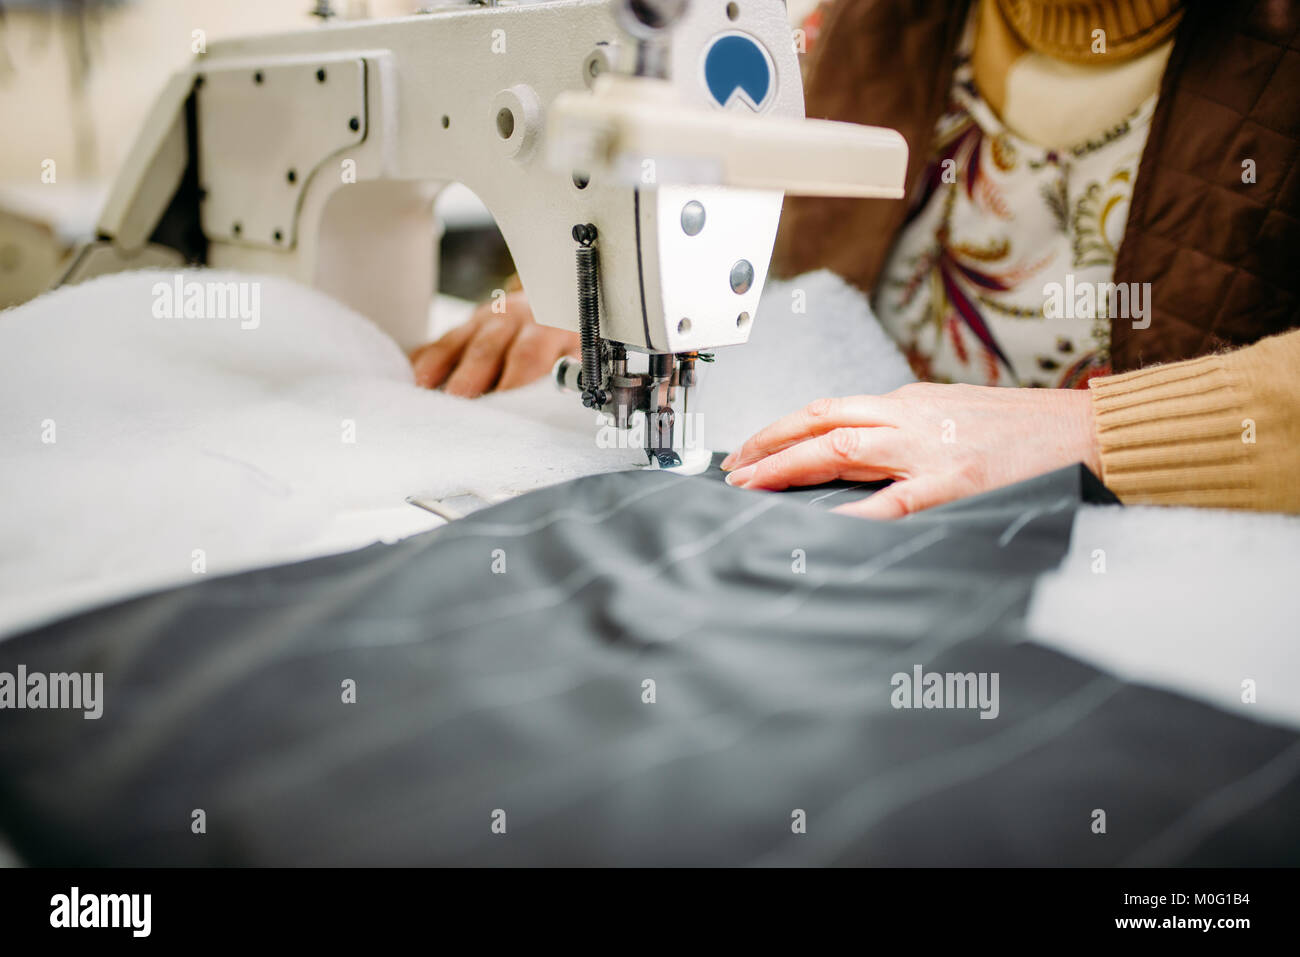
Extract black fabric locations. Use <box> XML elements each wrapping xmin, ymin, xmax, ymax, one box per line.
<box><xmin>0</xmin><ymin>465</ymin><xmax>1296</xmax><ymax>866</ymax></box>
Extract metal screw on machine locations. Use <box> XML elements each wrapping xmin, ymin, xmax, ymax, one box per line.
<box><xmin>681</xmin><ymin>201</ymin><xmax>706</xmax><ymax>236</ymax></box>
<box><xmin>729</xmin><ymin>259</ymin><xmax>753</xmax><ymax>294</ymax></box>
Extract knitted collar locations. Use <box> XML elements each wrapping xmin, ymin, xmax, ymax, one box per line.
<box><xmin>995</xmin><ymin>0</ymin><xmax>1184</xmax><ymax>63</ymax></box>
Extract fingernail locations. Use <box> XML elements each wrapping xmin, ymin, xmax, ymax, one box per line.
<box><xmin>725</xmin><ymin>465</ymin><xmax>754</xmax><ymax>486</ymax></box>
<box><xmin>720</xmin><ymin>453</ymin><xmax>735</xmax><ymax>470</ymax></box>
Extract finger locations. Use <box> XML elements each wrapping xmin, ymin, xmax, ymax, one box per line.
<box><xmin>721</xmin><ymin>396</ymin><xmax>895</xmax><ymax>471</ymax></box>
<box><xmin>725</xmin><ymin>427</ymin><xmax>899</xmax><ymax>491</ymax></box>
<box><xmin>833</xmin><ymin>474</ymin><xmax>952</xmax><ymax>520</ymax></box>
<box><xmin>496</xmin><ymin>327</ymin><xmax>576</xmax><ymax>391</ymax></box>
<box><xmin>494</xmin><ymin>327</ymin><xmax>552</xmax><ymax>392</ymax></box>
<box><xmin>410</xmin><ymin>323</ymin><xmax>476</xmax><ymax>389</ymax></box>
<box><xmin>443</xmin><ymin>317</ymin><xmax>519</xmax><ymax>397</ymax></box>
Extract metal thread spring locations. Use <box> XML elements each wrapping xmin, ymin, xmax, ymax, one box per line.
<box><xmin>573</xmin><ymin>224</ymin><xmax>605</xmax><ymax>407</ymax></box>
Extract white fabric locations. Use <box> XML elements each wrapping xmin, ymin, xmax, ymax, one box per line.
<box><xmin>0</xmin><ymin>271</ymin><xmax>637</xmax><ymax>637</ymax></box>
<box><xmin>0</xmin><ymin>268</ymin><xmax>909</xmax><ymax>637</ymax></box>
<box><xmin>1027</xmin><ymin>505</ymin><xmax>1300</xmax><ymax>730</ymax></box>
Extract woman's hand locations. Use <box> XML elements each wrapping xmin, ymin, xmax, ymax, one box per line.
<box><xmin>720</xmin><ymin>382</ymin><xmax>1103</xmax><ymax>519</ymax></box>
<box><xmin>410</xmin><ymin>291</ymin><xmax>580</xmax><ymax>396</ymax></box>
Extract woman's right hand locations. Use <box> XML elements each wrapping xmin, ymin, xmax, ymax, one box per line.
<box><xmin>409</xmin><ymin>291</ymin><xmax>580</xmax><ymax>397</ymax></box>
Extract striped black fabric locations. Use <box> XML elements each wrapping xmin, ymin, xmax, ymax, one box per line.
<box><xmin>0</xmin><ymin>464</ymin><xmax>1296</xmax><ymax>865</ymax></box>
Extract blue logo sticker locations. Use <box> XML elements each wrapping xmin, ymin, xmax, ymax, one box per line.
<box><xmin>703</xmin><ymin>33</ymin><xmax>773</xmax><ymax>111</ymax></box>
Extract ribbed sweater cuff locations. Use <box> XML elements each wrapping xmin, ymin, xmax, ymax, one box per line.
<box><xmin>1088</xmin><ymin>355</ymin><xmax>1252</xmax><ymax>507</ymax></box>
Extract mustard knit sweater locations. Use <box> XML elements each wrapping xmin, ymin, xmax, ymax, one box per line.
<box><xmin>1088</xmin><ymin>329</ymin><xmax>1300</xmax><ymax>512</ymax></box>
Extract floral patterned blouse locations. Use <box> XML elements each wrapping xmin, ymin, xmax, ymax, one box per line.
<box><xmin>871</xmin><ymin>27</ymin><xmax>1156</xmax><ymax>388</ymax></box>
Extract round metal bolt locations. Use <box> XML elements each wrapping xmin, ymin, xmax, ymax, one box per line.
<box><xmin>729</xmin><ymin>259</ymin><xmax>754</xmax><ymax>294</ymax></box>
<box><xmin>681</xmin><ymin>201</ymin><xmax>705</xmax><ymax>236</ymax></box>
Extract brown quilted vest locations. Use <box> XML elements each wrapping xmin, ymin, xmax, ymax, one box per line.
<box><xmin>772</xmin><ymin>0</ymin><xmax>1300</xmax><ymax>372</ymax></box>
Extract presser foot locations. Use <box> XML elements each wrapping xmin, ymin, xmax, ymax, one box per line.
<box><xmin>643</xmin><ymin>447</ymin><xmax>712</xmax><ymax>476</ymax></box>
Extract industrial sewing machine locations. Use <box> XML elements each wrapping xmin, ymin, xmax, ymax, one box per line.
<box><xmin>59</xmin><ymin>0</ymin><xmax>906</xmax><ymax>469</ymax></box>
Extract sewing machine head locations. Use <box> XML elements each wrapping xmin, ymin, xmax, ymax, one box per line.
<box><xmin>547</xmin><ymin>0</ymin><xmax>806</xmax><ymax>469</ymax></box>
<box><xmin>61</xmin><ymin>0</ymin><xmax>906</xmax><ymax>470</ymax></box>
